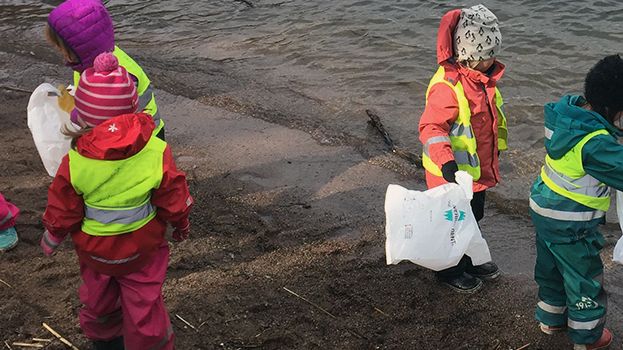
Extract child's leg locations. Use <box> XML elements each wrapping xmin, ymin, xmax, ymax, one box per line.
<box><xmin>78</xmin><ymin>262</ymin><xmax>123</xmax><ymax>342</ymax></box>
<box><xmin>470</xmin><ymin>190</ymin><xmax>486</xmax><ymax>222</ymax></box>
<box><xmin>0</xmin><ymin>193</ymin><xmax>19</xmax><ymax>251</ymax></box>
<box><xmin>549</xmin><ymin>235</ymin><xmax>606</xmax><ymax>345</ymax></box>
<box><xmin>0</xmin><ymin>193</ymin><xmax>19</xmax><ymax>230</ymax></box>
<box><xmin>118</xmin><ymin>243</ymin><xmax>174</xmax><ymax>350</ymax></box>
<box><xmin>437</xmin><ymin>191</ymin><xmax>488</xmax><ymax>278</ymax></box>
<box><xmin>534</xmin><ymin>236</ymin><xmax>567</xmax><ymax>327</ymax></box>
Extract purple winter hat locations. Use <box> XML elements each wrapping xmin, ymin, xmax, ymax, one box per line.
<box><xmin>47</xmin><ymin>0</ymin><xmax>115</xmax><ymax>73</ymax></box>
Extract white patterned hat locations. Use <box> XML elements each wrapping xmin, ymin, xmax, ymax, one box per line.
<box><xmin>453</xmin><ymin>4</ymin><xmax>502</xmax><ymax>62</ymax></box>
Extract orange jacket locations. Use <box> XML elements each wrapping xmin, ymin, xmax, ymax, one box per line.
<box><xmin>418</xmin><ymin>9</ymin><xmax>506</xmax><ymax>191</ymax></box>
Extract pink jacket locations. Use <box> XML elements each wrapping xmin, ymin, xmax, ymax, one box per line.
<box><xmin>0</xmin><ymin>193</ymin><xmax>19</xmax><ymax>231</ymax></box>
<box><xmin>418</xmin><ymin>9</ymin><xmax>506</xmax><ymax>192</ymax></box>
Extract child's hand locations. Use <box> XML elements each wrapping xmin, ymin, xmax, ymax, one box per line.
<box><xmin>441</xmin><ymin>160</ymin><xmax>459</xmax><ymax>183</ymax></box>
<box><xmin>57</xmin><ymin>84</ymin><xmax>75</xmax><ymax>113</ymax></box>
<box><xmin>40</xmin><ymin>230</ymin><xmax>62</xmax><ymax>256</ymax></box>
<box><xmin>172</xmin><ymin>219</ymin><xmax>190</xmax><ymax>242</ymax></box>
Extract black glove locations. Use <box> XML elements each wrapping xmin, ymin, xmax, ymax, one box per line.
<box><xmin>441</xmin><ymin>160</ymin><xmax>459</xmax><ymax>183</ymax></box>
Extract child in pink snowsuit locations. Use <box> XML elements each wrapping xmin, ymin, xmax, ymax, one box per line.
<box><xmin>0</xmin><ymin>193</ymin><xmax>19</xmax><ymax>251</ymax></box>
<box><xmin>40</xmin><ymin>53</ymin><xmax>193</xmax><ymax>350</ymax></box>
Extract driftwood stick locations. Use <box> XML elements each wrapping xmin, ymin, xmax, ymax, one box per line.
<box><xmin>366</xmin><ymin>109</ymin><xmax>422</xmax><ymax>167</ymax></box>
<box><xmin>4</xmin><ymin>341</ymin><xmax>12</xmax><ymax>350</ymax></box>
<box><xmin>31</xmin><ymin>339</ymin><xmax>52</xmax><ymax>343</ymax></box>
<box><xmin>373</xmin><ymin>307</ymin><xmax>389</xmax><ymax>317</ymax></box>
<box><xmin>0</xmin><ymin>86</ymin><xmax>32</xmax><ymax>94</ymax></box>
<box><xmin>366</xmin><ymin>109</ymin><xmax>396</xmax><ymax>150</ymax></box>
<box><xmin>10</xmin><ymin>343</ymin><xmax>43</xmax><ymax>348</ymax></box>
<box><xmin>0</xmin><ymin>279</ymin><xmax>12</xmax><ymax>288</ymax></box>
<box><xmin>42</xmin><ymin>323</ymin><xmax>79</xmax><ymax>350</ymax></box>
<box><xmin>515</xmin><ymin>343</ymin><xmax>531</xmax><ymax>350</ymax></box>
<box><xmin>282</xmin><ymin>287</ymin><xmax>367</xmax><ymax>340</ymax></box>
<box><xmin>283</xmin><ymin>287</ymin><xmax>336</xmax><ymax>319</ymax></box>
<box><xmin>174</xmin><ymin>314</ymin><xmax>198</xmax><ymax>332</ymax></box>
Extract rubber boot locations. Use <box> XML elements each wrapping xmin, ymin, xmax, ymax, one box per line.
<box><xmin>93</xmin><ymin>337</ymin><xmax>124</xmax><ymax>350</ymax></box>
<box><xmin>574</xmin><ymin>328</ymin><xmax>613</xmax><ymax>350</ymax></box>
<box><xmin>0</xmin><ymin>227</ymin><xmax>18</xmax><ymax>252</ymax></box>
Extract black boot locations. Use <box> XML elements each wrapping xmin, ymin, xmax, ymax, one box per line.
<box><xmin>93</xmin><ymin>337</ymin><xmax>124</xmax><ymax>350</ymax></box>
<box><xmin>437</xmin><ymin>272</ymin><xmax>483</xmax><ymax>294</ymax></box>
<box><xmin>466</xmin><ymin>261</ymin><xmax>500</xmax><ymax>281</ymax></box>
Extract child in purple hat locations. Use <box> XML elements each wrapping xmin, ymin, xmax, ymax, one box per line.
<box><xmin>46</xmin><ymin>0</ymin><xmax>166</xmax><ymax>140</ymax></box>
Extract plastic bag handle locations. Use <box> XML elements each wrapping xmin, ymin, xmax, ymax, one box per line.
<box><xmin>455</xmin><ymin>170</ymin><xmax>474</xmax><ymax>200</ymax></box>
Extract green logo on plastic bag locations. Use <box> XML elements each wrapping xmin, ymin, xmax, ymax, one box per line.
<box><xmin>444</xmin><ymin>208</ymin><xmax>465</xmax><ymax>222</ymax></box>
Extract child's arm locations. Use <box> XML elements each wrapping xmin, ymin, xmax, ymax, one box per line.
<box><xmin>583</xmin><ymin>135</ymin><xmax>623</xmax><ymax>191</ymax></box>
<box><xmin>41</xmin><ymin>156</ymin><xmax>84</xmax><ymax>252</ymax></box>
<box><xmin>418</xmin><ymin>83</ymin><xmax>460</xmax><ymax>170</ymax></box>
<box><xmin>151</xmin><ymin>146</ymin><xmax>193</xmax><ymax>240</ymax></box>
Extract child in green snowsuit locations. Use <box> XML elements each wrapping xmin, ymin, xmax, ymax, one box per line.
<box><xmin>529</xmin><ymin>55</ymin><xmax>623</xmax><ymax>350</ymax></box>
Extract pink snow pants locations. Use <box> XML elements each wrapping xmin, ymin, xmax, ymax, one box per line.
<box><xmin>78</xmin><ymin>244</ymin><xmax>174</xmax><ymax>350</ymax></box>
<box><xmin>0</xmin><ymin>192</ymin><xmax>19</xmax><ymax>230</ymax></box>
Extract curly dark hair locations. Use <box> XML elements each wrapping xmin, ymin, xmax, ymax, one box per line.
<box><xmin>584</xmin><ymin>54</ymin><xmax>623</xmax><ymax>123</ymax></box>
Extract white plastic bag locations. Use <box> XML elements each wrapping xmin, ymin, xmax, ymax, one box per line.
<box><xmin>385</xmin><ymin>171</ymin><xmax>492</xmax><ymax>271</ymax></box>
<box><xmin>613</xmin><ymin>190</ymin><xmax>623</xmax><ymax>264</ymax></box>
<box><xmin>27</xmin><ymin>83</ymin><xmax>72</xmax><ymax>177</ymax></box>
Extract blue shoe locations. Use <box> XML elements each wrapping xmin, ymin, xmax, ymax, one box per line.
<box><xmin>0</xmin><ymin>227</ymin><xmax>18</xmax><ymax>251</ymax></box>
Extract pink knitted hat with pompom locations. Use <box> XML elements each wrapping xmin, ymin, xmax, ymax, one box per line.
<box><xmin>73</xmin><ymin>52</ymin><xmax>138</xmax><ymax>127</ymax></box>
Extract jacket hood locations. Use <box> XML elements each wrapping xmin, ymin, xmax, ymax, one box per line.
<box><xmin>435</xmin><ymin>8</ymin><xmax>505</xmax><ymax>77</ymax></box>
<box><xmin>435</xmin><ymin>8</ymin><xmax>506</xmax><ymax>86</ymax></box>
<box><xmin>436</xmin><ymin>9</ymin><xmax>462</xmax><ymax>64</ymax></box>
<box><xmin>76</xmin><ymin>113</ymin><xmax>155</xmax><ymax>160</ymax></box>
<box><xmin>544</xmin><ymin>95</ymin><xmax>620</xmax><ymax>159</ymax></box>
<box><xmin>48</xmin><ymin>0</ymin><xmax>115</xmax><ymax>73</ymax></box>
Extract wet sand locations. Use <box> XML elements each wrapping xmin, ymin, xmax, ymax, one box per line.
<box><xmin>1</xmin><ymin>48</ymin><xmax>623</xmax><ymax>350</ymax></box>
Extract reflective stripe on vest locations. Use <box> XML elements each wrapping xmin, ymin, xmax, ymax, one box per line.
<box><xmin>450</xmin><ymin>123</ymin><xmax>474</xmax><ymax>138</ymax></box>
<box><xmin>84</xmin><ymin>200</ymin><xmax>155</xmax><ymax>225</ymax></box>
<box><xmin>454</xmin><ymin>151</ymin><xmax>479</xmax><ymax>168</ymax></box>
<box><xmin>421</xmin><ymin>66</ymin><xmax>508</xmax><ymax>180</ymax></box>
<box><xmin>542</xmin><ymin>163</ymin><xmax>609</xmax><ymax>198</ymax></box>
<box><xmin>529</xmin><ymin>198</ymin><xmax>605</xmax><ymax>221</ymax></box>
<box><xmin>73</xmin><ymin>46</ymin><xmax>162</xmax><ymax>132</ymax></box>
<box><xmin>69</xmin><ymin>136</ymin><xmax>167</xmax><ymax>236</ymax></box>
<box><xmin>541</xmin><ymin>129</ymin><xmax>611</xmax><ymax>211</ymax></box>
<box><xmin>136</xmin><ymin>84</ymin><xmax>161</xmax><ymax>127</ymax></box>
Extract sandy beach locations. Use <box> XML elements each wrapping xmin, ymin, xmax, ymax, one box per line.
<box><xmin>1</xmin><ymin>34</ymin><xmax>623</xmax><ymax>350</ymax></box>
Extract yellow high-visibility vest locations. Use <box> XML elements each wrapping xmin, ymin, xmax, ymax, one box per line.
<box><xmin>541</xmin><ymin>129</ymin><xmax>611</xmax><ymax>211</ymax></box>
<box><xmin>68</xmin><ymin>136</ymin><xmax>166</xmax><ymax>235</ymax></box>
<box><xmin>421</xmin><ymin>66</ymin><xmax>508</xmax><ymax>180</ymax></box>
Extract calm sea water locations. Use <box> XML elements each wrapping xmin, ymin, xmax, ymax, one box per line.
<box><xmin>2</xmin><ymin>0</ymin><xmax>623</xmax><ymax>195</ymax></box>
<box><xmin>106</xmin><ymin>0</ymin><xmax>623</xmax><ymax>131</ymax></box>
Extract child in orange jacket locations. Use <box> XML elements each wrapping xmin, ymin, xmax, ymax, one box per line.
<box><xmin>418</xmin><ymin>4</ymin><xmax>508</xmax><ymax>293</ymax></box>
